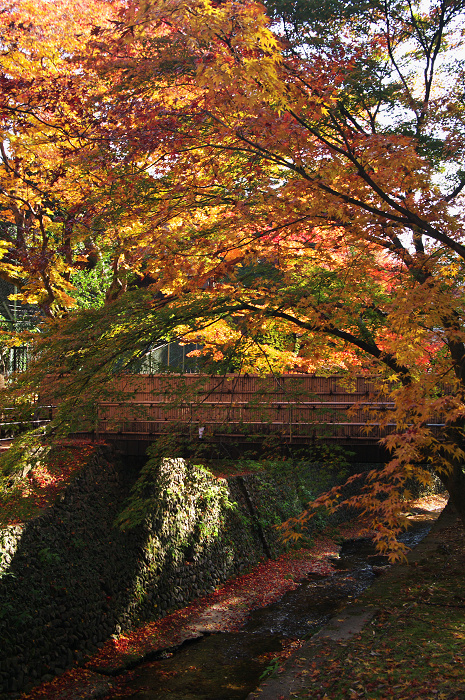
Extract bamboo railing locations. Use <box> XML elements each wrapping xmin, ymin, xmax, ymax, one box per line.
<box><xmin>91</xmin><ymin>374</ymin><xmax>403</xmax><ymax>443</ymax></box>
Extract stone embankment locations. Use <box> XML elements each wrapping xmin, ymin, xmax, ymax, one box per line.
<box><xmin>0</xmin><ymin>447</ymin><xmax>327</xmax><ymax>694</ymax></box>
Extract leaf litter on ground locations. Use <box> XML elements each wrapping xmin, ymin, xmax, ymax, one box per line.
<box><xmin>248</xmin><ymin>494</ymin><xmax>465</xmax><ymax>700</ymax></box>
<box><xmin>18</xmin><ymin>494</ymin><xmax>451</xmax><ymax>700</ymax></box>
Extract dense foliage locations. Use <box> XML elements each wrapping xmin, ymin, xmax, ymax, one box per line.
<box><xmin>1</xmin><ymin>0</ymin><xmax>465</xmax><ymax>554</ymax></box>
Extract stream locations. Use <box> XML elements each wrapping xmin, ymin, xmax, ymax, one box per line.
<box><xmin>107</xmin><ymin>522</ymin><xmax>433</xmax><ymax>700</ymax></box>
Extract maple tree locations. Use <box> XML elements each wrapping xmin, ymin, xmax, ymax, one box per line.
<box><xmin>0</xmin><ymin>0</ymin><xmax>145</xmax><ymax>314</ymax></box>
<box><xmin>2</xmin><ymin>0</ymin><xmax>465</xmax><ymax>556</ymax></box>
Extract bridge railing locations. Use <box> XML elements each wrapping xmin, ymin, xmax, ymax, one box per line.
<box><xmin>66</xmin><ymin>374</ymin><xmax>444</xmax><ymax>444</ymax></box>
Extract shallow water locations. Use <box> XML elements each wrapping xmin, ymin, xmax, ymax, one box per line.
<box><xmin>109</xmin><ymin>521</ymin><xmax>432</xmax><ymax>700</ymax></box>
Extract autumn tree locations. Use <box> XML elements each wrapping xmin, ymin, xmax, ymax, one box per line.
<box><xmin>2</xmin><ymin>0</ymin><xmax>465</xmax><ymax>555</ymax></box>
<box><xmin>0</xmin><ymin>0</ymin><xmax>169</xmax><ymax>315</ymax></box>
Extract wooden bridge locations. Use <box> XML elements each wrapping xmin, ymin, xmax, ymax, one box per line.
<box><xmin>71</xmin><ymin>374</ymin><xmax>424</xmax><ymax>458</ymax></box>
<box><xmin>2</xmin><ymin>374</ymin><xmax>445</xmax><ymax>459</ymax></box>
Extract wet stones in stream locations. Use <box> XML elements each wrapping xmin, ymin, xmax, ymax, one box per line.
<box><xmin>110</xmin><ymin>632</ymin><xmax>284</xmax><ymax>700</ymax></box>
<box><xmin>107</xmin><ymin>522</ymin><xmax>434</xmax><ymax>700</ymax></box>
<box><xmin>243</xmin><ymin>567</ymin><xmax>375</xmax><ymax>638</ymax></box>
<box><xmin>110</xmin><ymin>568</ymin><xmax>375</xmax><ymax>700</ymax></box>
<box><xmin>331</xmin><ymin>522</ymin><xmax>434</xmax><ymax>573</ymax></box>
<box><xmin>332</xmin><ymin>537</ymin><xmax>391</xmax><ymax>571</ymax></box>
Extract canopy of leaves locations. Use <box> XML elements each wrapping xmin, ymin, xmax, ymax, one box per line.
<box><xmin>2</xmin><ymin>0</ymin><xmax>465</xmax><ymax>554</ymax></box>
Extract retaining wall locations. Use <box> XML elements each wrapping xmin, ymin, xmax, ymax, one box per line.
<box><xmin>0</xmin><ymin>447</ymin><xmax>339</xmax><ymax>694</ymax></box>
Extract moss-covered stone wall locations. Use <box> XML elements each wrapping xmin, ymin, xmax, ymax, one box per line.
<box><xmin>0</xmin><ymin>447</ymin><xmax>341</xmax><ymax>694</ymax></box>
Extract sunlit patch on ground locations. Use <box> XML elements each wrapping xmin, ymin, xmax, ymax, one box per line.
<box><xmin>408</xmin><ymin>493</ymin><xmax>448</xmax><ymax>512</ymax></box>
<box><xmin>0</xmin><ymin>440</ymin><xmax>100</xmax><ymax>526</ymax></box>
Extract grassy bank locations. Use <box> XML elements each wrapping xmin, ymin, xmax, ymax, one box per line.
<box><xmin>251</xmin><ymin>497</ymin><xmax>465</xmax><ymax>700</ymax></box>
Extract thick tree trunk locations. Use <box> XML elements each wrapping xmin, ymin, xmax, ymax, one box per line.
<box><xmin>432</xmin><ymin>411</ymin><xmax>465</xmax><ymax>526</ymax></box>
<box><xmin>437</xmin><ymin>461</ymin><xmax>465</xmax><ymax>527</ymax></box>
